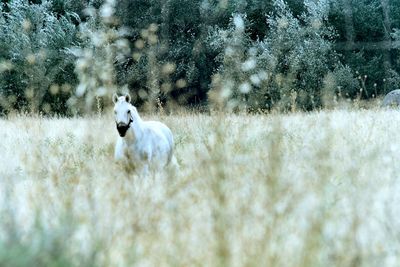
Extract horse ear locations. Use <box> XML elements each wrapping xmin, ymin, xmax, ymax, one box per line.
<box><xmin>112</xmin><ymin>93</ymin><xmax>119</xmax><ymax>104</ymax></box>
<box><xmin>125</xmin><ymin>93</ymin><xmax>131</xmax><ymax>103</ymax></box>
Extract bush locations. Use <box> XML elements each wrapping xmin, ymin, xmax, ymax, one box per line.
<box><xmin>209</xmin><ymin>0</ymin><xmax>358</xmax><ymax>111</ymax></box>
<box><xmin>67</xmin><ymin>0</ymin><xmax>131</xmax><ymax>114</ymax></box>
<box><xmin>1</xmin><ymin>0</ymin><xmax>400</xmax><ymax>113</ymax></box>
<box><xmin>328</xmin><ymin>0</ymin><xmax>400</xmax><ymax>98</ymax></box>
<box><xmin>0</xmin><ymin>0</ymin><xmax>79</xmax><ymax>114</ymax></box>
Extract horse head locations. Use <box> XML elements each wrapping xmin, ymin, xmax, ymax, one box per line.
<box><xmin>112</xmin><ymin>93</ymin><xmax>137</xmax><ymax>137</ymax></box>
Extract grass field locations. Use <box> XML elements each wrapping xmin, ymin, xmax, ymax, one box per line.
<box><xmin>1</xmin><ymin>109</ymin><xmax>400</xmax><ymax>266</ymax></box>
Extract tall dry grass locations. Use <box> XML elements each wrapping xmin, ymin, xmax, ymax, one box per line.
<box><xmin>1</xmin><ymin>109</ymin><xmax>400</xmax><ymax>266</ymax></box>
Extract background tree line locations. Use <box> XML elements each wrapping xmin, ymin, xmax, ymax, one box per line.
<box><xmin>1</xmin><ymin>0</ymin><xmax>400</xmax><ymax>114</ymax></box>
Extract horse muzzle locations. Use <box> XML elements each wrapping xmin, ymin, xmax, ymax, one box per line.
<box><xmin>116</xmin><ymin>122</ymin><xmax>130</xmax><ymax>137</ymax></box>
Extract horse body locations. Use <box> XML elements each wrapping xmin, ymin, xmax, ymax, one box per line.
<box><xmin>113</xmin><ymin>93</ymin><xmax>174</xmax><ymax>174</ymax></box>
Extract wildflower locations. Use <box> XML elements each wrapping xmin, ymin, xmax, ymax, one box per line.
<box><xmin>233</xmin><ymin>14</ymin><xmax>245</xmax><ymax>32</ymax></box>
<box><xmin>241</xmin><ymin>58</ymin><xmax>257</xmax><ymax>72</ymax></box>
<box><xmin>239</xmin><ymin>82</ymin><xmax>251</xmax><ymax>94</ymax></box>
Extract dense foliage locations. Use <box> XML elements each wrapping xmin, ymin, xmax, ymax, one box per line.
<box><xmin>1</xmin><ymin>0</ymin><xmax>400</xmax><ymax>113</ymax></box>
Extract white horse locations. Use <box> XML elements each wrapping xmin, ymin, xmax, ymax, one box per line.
<box><xmin>112</xmin><ymin>93</ymin><xmax>175</xmax><ymax>175</ymax></box>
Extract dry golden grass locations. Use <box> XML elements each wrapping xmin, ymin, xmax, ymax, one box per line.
<box><xmin>1</xmin><ymin>109</ymin><xmax>400</xmax><ymax>266</ymax></box>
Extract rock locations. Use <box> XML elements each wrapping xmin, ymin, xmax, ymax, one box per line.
<box><xmin>382</xmin><ymin>89</ymin><xmax>400</xmax><ymax>107</ymax></box>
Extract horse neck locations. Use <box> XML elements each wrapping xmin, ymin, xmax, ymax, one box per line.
<box><xmin>127</xmin><ymin>110</ymin><xmax>144</xmax><ymax>142</ymax></box>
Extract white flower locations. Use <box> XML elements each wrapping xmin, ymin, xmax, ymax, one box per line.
<box><xmin>76</xmin><ymin>84</ymin><xmax>87</xmax><ymax>97</ymax></box>
<box><xmin>250</xmin><ymin>74</ymin><xmax>261</xmax><ymax>86</ymax></box>
<box><xmin>241</xmin><ymin>58</ymin><xmax>257</xmax><ymax>71</ymax></box>
<box><xmin>233</xmin><ymin>14</ymin><xmax>245</xmax><ymax>32</ymax></box>
<box><xmin>257</xmin><ymin>71</ymin><xmax>268</xmax><ymax>80</ymax></box>
<box><xmin>221</xmin><ymin>80</ymin><xmax>234</xmax><ymax>98</ymax></box>
<box><xmin>100</xmin><ymin>5</ymin><xmax>114</xmax><ymax>18</ymax></box>
<box><xmin>239</xmin><ymin>82</ymin><xmax>251</xmax><ymax>94</ymax></box>
<box><xmin>96</xmin><ymin>87</ymin><xmax>107</xmax><ymax>96</ymax></box>
<box><xmin>225</xmin><ymin>46</ymin><xmax>235</xmax><ymax>56</ymax></box>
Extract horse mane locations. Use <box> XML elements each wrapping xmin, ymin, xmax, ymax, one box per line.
<box><xmin>127</xmin><ymin>104</ymin><xmax>142</xmax><ymax>123</ymax></box>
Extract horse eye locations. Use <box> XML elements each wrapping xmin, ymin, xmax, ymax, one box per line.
<box><xmin>127</xmin><ymin>110</ymin><xmax>131</xmax><ymax>114</ymax></box>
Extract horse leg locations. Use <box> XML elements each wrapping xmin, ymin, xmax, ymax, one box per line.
<box><xmin>114</xmin><ymin>139</ymin><xmax>125</xmax><ymax>161</ymax></box>
<box><xmin>139</xmin><ymin>164</ymin><xmax>149</xmax><ymax>177</ymax></box>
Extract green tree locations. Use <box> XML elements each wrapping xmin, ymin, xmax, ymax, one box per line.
<box><xmin>210</xmin><ymin>0</ymin><xmax>358</xmax><ymax>111</ymax></box>
<box><xmin>0</xmin><ymin>0</ymin><xmax>80</xmax><ymax>114</ymax></box>
<box><xmin>329</xmin><ymin>0</ymin><xmax>400</xmax><ymax>96</ymax></box>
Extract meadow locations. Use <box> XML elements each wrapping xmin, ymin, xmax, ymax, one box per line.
<box><xmin>1</xmin><ymin>108</ymin><xmax>400</xmax><ymax>266</ymax></box>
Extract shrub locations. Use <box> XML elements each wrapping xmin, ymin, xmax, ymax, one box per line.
<box><xmin>209</xmin><ymin>0</ymin><xmax>358</xmax><ymax>111</ymax></box>
<box><xmin>67</xmin><ymin>0</ymin><xmax>131</xmax><ymax>114</ymax></box>
<box><xmin>0</xmin><ymin>0</ymin><xmax>80</xmax><ymax>114</ymax></box>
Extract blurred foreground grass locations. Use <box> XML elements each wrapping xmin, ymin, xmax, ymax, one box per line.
<box><xmin>1</xmin><ymin>110</ymin><xmax>400</xmax><ymax>267</ymax></box>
